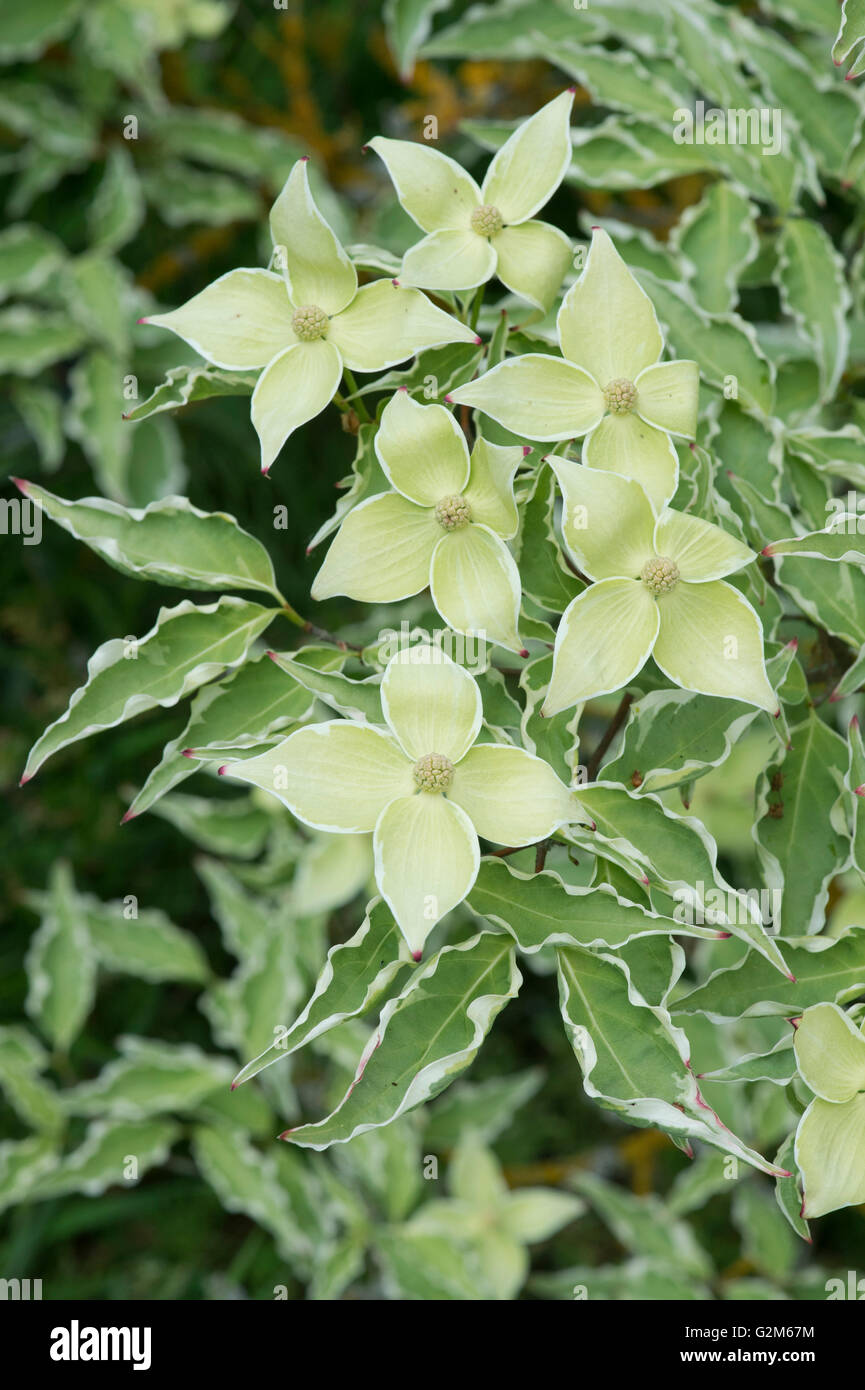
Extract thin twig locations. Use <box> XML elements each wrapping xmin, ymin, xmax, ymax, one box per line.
<box><xmin>586</xmin><ymin>692</ymin><xmax>633</xmax><ymax>781</ymax></box>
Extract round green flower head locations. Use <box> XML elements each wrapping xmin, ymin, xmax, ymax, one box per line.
<box><xmin>413</xmin><ymin>752</ymin><xmax>454</xmax><ymax>792</ymax></box>
<box><xmin>470</xmin><ymin>204</ymin><xmax>504</xmax><ymax>238</ymax></box>
<box><xmin>291</xmin><ymin>304</ymin><xmax>329</xmax><ymax>340</ymax></box>
<box><xmin>641</xmin><ymin>555</ymin><xmax>680</xmax><ymax>595</ymax></box>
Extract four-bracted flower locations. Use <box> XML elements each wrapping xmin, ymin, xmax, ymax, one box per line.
<box><xmin>142</xmin><ymin>159</ymin><xmax>478</xmax><ymax>474</ymax></box>
<box><xmin>312</xmin><ymin>390</ymin><xmax>527</xmax><ymax>653</ymax></box>
<box><xmin>794</xmin><ymin>1003</ymin><xmax>865</xmax><ymax>1219</ymax></box>
<box><xmin>542</xmin><ymin>461</ymin><xmax>777</xmax><ymax>716</ymax></box>
<box><xmin>368</xmin><ymin>91</ymin><xmax>574</xmax><ymax>310</ymax></box>
<box><xmin>218</xmin><ymin>646</ymin><xmax>578</xmax><ymax>956</ymax></box>
<box><xmin>450</xmin><ymin>228</ymin><xmax>699</xmax><ymax>511</ymax></box>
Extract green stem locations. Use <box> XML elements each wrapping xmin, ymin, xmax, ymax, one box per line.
<box><xmin>469</xmin><ymin>283</ymin><xmax>486</xmax><ymax>333</ymax></box>
<box><xmin>342</xmin><ymin>368</ymin><xmax>371</xmax><ymax>421</ymax></box>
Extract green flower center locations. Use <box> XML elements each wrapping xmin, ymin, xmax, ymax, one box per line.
<box><xmin>641</xmin><ymin>555</ymin><xmax>680</xmax><ymax>595</ymax></box>
<box><xmin>413</xmin><ymin>752</ymin><xmax>454</xmax><ymax>793</ymax></box>
<box><xmin>470</xmin><ymin>204</ymin><xmax>504</xmax><ymax>238</ymax></box>
<box><xmin>291</xmin><ymin>304</ymin><xmax>329</xmax><ymax>341</ymax></box>
<box><xmin>603</xmin><ymin>377</ymin><xmax>637</xmax><ymax>414</ymax></box>
<box><xmin>435</xmin><ymin>493</ymin><xmax>472</xmax><ymax>530</ymax></box>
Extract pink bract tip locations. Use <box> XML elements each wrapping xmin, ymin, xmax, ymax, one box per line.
<box><xmin>444</xmin><ymin>393</ymin><xmax>454</xmax><ymax>403</ymax></box>
<box><xmin>519</xmin><ymin>648</ymin><xmax>529</xmax><ymax>659</ymax></box>
<box><xmin>181</xmin><ymin>748</ymin><xmax>195</xmax><ymax>759</ymax></box>
<box><xmin>278</xmin><ymin>1129</ymin><xmax>293</xmax><ymax>1140</ymax></box>
<box><xmin>717</xmin><ymin>931</ymin><xmax>733</xmax><ymax>939</ymax></box>
<box><xmin>217</xmin><ymin>765</ymin><xmax>228</xmax><ymax>776</ymax></box>
<box><xmin>361</xmin><ymin>145</ymin><xmax>369</xmax><ymax>153</ymax></box>
<box><xmin>522</xmin><ymin>446</ymin><xmax>532</xmax><ymax>456</ymax></box>
<box><xmin>845</xmin><ymin>72</ymin><xmax>857</xmax><ymax>81</ymax></box>
<box><xmin>391</xmin><ymin>278</ymin><xmax>400</xmax><ymax>287</ymax></box>
<box><xmin>230</xmin><ymin>1081</ymin><xmax>238</xmax><ymax>1092</ymax></box>
<box><xmin>851</xmin><ymin>714</ymin><xmax>859</xmax><ymax>728</ymax></box>
<box><xmin>266</xmin><ymin>651</ymin><xmax>278</xmax><ymax>661</ymax></box>
<box><xmin>855</xmin><ymin>784</ymin><xmax>865</xmax><ymax>797</ymax></box>
<box><xmin>398</xmin><ymin>385</ymin><xmax>408</xmax><ymax>392</ymax></box>
<box><xmin>305</xmin><ymin>544</ymin><xmax>312</xmax><ymax>555</ymax></box>
<box><xmin>411</xmin><ymin>949</ymin><xmax>422</xmax><ymax>962</ymax></box>
<box><xmin>785</xmin><ymin>972</ymin><xmax>797</xmax><ymax>984</ymax></box>
<box><xmin>787</xmin><ymin>637</ymin><xmax>798</xmax><ymax>650</ymax></box>
<box><xmin>762</xmin><ymin>544</ymin><xmax>775</xmax><ymax>556</ymax></box>
<box><xmin>121</xmin><ymin>809</ymin><xmax>135</xmax><ymax>823</ymax></box>
<box><xmin>590</xmin><ymin>225</ymin><xmax>600</xmax><ymax>230</ymax></box>
<box><xmin>137</xmin><ymin>317</ymin><xmax>149</xmax><ymax>325</ymax></box>
<box><xmin>473</xmin><ymin>335</ymin><xmax>482</xmax><ymax>344</ymax></box>
<box><xmin>18</xmin><ymin>773</ymin><xmax>31</xmax><ymax>787</ymax></box>
<box><xmin>10</xmin><ymin>477</ymin><xmax>27</xmax><ymax>493</ymax></box>
<box><xmin>261</xmin><ymin>466</ymin><xmax>271</xmax><ymax>478</ymax></box>
<box><xmin>640</xmin><ymin>874</ymin><xmax>649</xmax><ymax>886</ymax></box>
<box><xmin>773</xmin><ymin>708</ymin><xmax>781</xmax><ymax>718</ymax></box>
<box><xmin>300</xmin><ymin>155</ymin><xmax>310</xmax><ymax>162</ymax></box>
<box><xmin>829</xmin><ymin>689</ymin><xmax>841</xmax><ymax>702</ymax></box>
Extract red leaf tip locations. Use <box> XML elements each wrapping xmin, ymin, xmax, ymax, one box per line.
<box><xmin>121</xmin><ymin>809</ymin><xmax>136</xmax><ymax>823</ymax></box>
<box><xmin>10</xmin><ymin>476</ymin><xmax>28</xmax><ymax>493</ymax></box>
<box><xmin>519</xmin><ymin>648</ymin><xmax>529</xmax><ymax>659</ymax></box>
<box><xmin>761</xmin><ymin>544</ymin><xmax>775</xmax><ymax>556</ymax></box>
<box><xmin>181</xmin><ymin>748</ymin><xmax>195</xmax><ymax>759</ymax></box>
<box><xmin>217</xmin><ymin>765</ymin><xmax>228</xmax><ymax>776</ymax></box>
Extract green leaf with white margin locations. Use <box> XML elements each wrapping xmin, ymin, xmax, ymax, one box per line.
<box><xmin>31</xmin><ymin>1119</ymin><xmax>180</xmax><ymax>1199</ymax></box>
<box><xmin>424</xmin><ymin>1067</ymin><xmax>544</xmax><ymax>1148</ymax></box>
<box><xmin>63</xmin><ymin>1039</ymin><xmax>233</xmax><ymax>1120</ymax></box>
<box><xmin>773</xmin><ymin>1130</ymin><xmax>809</xmax><ymax>1241</ymax></box>
<box><xmin>519</xmin><ymin>652</ymin><xmax>582</xmax><ymax>786</ymax></box>
<box><xmin>82</xmin><ymin>899</ymin><xmax>210</xmax><ymax>985</ymax></box>
<box><xmin>0</xmin><ymin>0</ymin><xmax>81</xmax><ymax>61</ymax></box>
<box><xmin>126</xmin><ymin>649</ymin><xmax>318</xmax><ymax>819</ymax></box>
<box><xmin>9</xmin><ymin>381</ymin><xmax>64</xmax><ymax>470</ymax></box>
<box><xmin>732</xmin><ymin>1182</ymin><xmax>799</xmax><ymax>1279</ymax></box>
<box><xmin>763</xmin><ymin>524</ymin><xmax>865</xmax><ymax>563</ymax></box>
<box><xmin>516</xmin><ymin>464</ymin><xmax>582</xmax><ymax>614</ymax></box>
<box><xmin>25</xmin><ymin>863</ymin><xmax>96</xmax><ymax>1053</ymax></box>
<box><xmin>572</xmin><ymin>1172</ymin><xmax>712</xmax><ymax>1278</ymax></box>
<box><xmin>673</xmin><ymin>182</ymin><xmax>759</xmax><ymax>315</ymax></box>
<box><xmin>0</xmin><ymin>223</ymin><xmax>65</xmax><ymax>301</ymax></box>
<box><xmin>283</xmin><ymin>932</ymin><xmax>520</xmax><ymax>1148</ymax></box>
<box><xmin>794</xmin><ymin>1002</ymin><xmax>865</xmax><ymax>1102</ymax></box>
<box><xmin>22</xmin><ymin>597</ymin><xmax>277</xmax><ymax>783</ymax></box>
<box><xmin>846</xmin><ymin>714</ymin><xmax>865</xmax><ymax>880</ymax></box>
<box><xmin>0</xmin><ymin>1135</ymin><xmax>59</xmax><ymax>1216</ymax></box>
<box><xmin>572</xmin><ymin>783</ymin><xmax>793</xmax><ymax>977</ymax></box>
<box><xmin>383</xmin><ymin>0</ymin><xmax>453</xmax><ymax>78</ymax></box>
<box><xmin>775</xmin><ymin>219</ymin><xmax>850</xmax><ymax>401</ymax></box>
<box><xmin>0</xmin><ymin>1049</ymin><xmax>64</xmax><ymax>1133</ymax></box>
<box><xmin>420</xmin><ymin>0</ymin><xmax>610</xmax><ymax>61</ymax></box>
<box><xmin>123</xmin><ymin>363</ymin><xmax>258</xmax><ymax>423</ymax></box>
<box><xmin>192</xmin><ymin>1124</ymin><xmax>314</xmax><ymax>1263</ymax></box>
<box><xmin>784</xmin><ymin>425</ymin><xmax>865</xmax><ymax>491</ymax></box>
<box><xmin>232</xmin><ymin>900</ymin><xmax>410</xmax><ymax>1086</ymax></box>
<box><xmin>795</xmin><ymin>1092</ymin><xmax>865</xmax><ymax>1218</ymax></box>
<box><xmin>15</xmin><ymin>482</ymin><xmax>282</xmax><ymax>598</ymax></box>
<box><xmin>149</xmin><ymin>792</ymin><xmax>271</xmax><ymax>860</ymax></box>
<box><xmin>88</xmin><ymin>145</ymin><xmax>145</xmax><ymax>253</ymax></box>
<box><xmin>556</xmin><ymin>947</ymin><xmax>787</xmax><ymax>1175</ymax></box>
<box><xmin>0</xmin><ymin>305</ymin><xmax>85</xmax><ymax>376</ymax></box>
<box><xmin>267</xmin><ymin>649</ymin><xmax>383</xmax><ymax>723</ymax></box>
<box><xmin>698</xmin><ymin>1034</ymin><xmax>797</xmax><ymax>1086</ymax></box>
<box><xmin>675</xmin><ymin>926</ymin><xmax>865</xmax><ymax>1021</ymax></box>
<box><xmin>636</xmin><ymin>270</ymin><xmax>774</xmax><ymax>417</ymax></box>
<box><xmin>543</xmin><ymin>42</ymin><xmax>690</xmax><ymax>126</ymax></box>
<box><xmin>204</xmin><ymin>913</ymin><xmax>307</xmax><ymax>1061</ymax></box>
<box><xmin>376</xmin><ymin>1229</ymin><xmax>490</xmax><ymax>1300</ymax></box>
<box><xmin>833</xmin><ymin>0</ymin><xmax>865</xmax><ymax>75</ymax></box>
<box><xmin>599</xmin><ymin>686</ymin><xmax>763</xmax><ymax>795</ymax></box>
<box><xmin>753</xmin><ymin>710</ymin><xmax>849</xmax><ymax>937</ymax></box>
<box><xmin>467</xmin><ymin>859</ymin><xmax>728</xmax><ymax>950</ymax></box>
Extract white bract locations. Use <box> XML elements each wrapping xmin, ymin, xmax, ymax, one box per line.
<box><xmin>218</xmin><ymin>646</ymin><xmax>577</xmax><ymax>956</ymax></box>
<box><xmin>142</xmin><ymin>159</ymin><xmax>478</xmax><ymax>474</ymax></box>
<box><xmin>794</xmin><ymin>1002</ymin><xmax>865</xmax><ymax>1219</ymax></box>
<box><xmin>368</xmin><ymin>91</ymin><xmax>574</xmax><ymax>309</ymax></box>
<box><xmin>543</xmin><ymin>461</ymin><xmax>777</xmax><ymax>716</ymax></box>
<box><xmin>312</xmin><ymin>390</ymin><xmax>527</xmax><ymax>653</ymax></box>
<box><xmin>450</xmin><ymin>227</ymin><xmax>698</xmax><ymax>510</ymax></box>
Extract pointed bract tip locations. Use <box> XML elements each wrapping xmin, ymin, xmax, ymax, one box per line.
<box><xmin>851</xmin><ymin>713</ymin><xmax>859</xmax><ymax>728</ymax></box>
<box><xmin>640</xmin><ymin>874</ymin><xmax>649</xmax><ymax>886</ymax></box>
<box><xmin>266</xmin><ymin>650</ymin><xmax>278</xmax><ymax>660</ymax></box>
<box><xmin>121</xmin><ymin>809</ymin><xmax>135</xmax><ymax>823</ymax></box>
<box><xmin>230</xmin><ymin>1081</ymin><xmax>238</xmax><ymax>1092</ymax></box>
<box><xmin>845</xmin><ymin>71</ymin><xmax>857</xmax><ymax>80</ymax></box>
<box><xmin>10</xmin><ymin>476</ymin><xmax>28</xmax><ymax>493</ymax></box>
<box><xmin>443</xmin><ymin>393</ymin><xmax>454</xmax><ymax>404</ymax></box>
<box><xmin>181</xmin><ymin>748</ymin><xmax>195</xmax><ymax>759</ymax></box>
<box><xmin>137</xmin><ymin>317</ymin><xmax>149</xmax><ymax>325</ymax></box>
<box><xmin>261</xmin><ymin>465</ymin><xmax>271</xmax><ymax>478</ymax></box>
<box><xmin>785</xmin><ymin>972</ymin><xmax>797</xmax><ymax>984</ymax></box>
<box><xmin>398</xmin><ymin>385</ymin><xmax>408</xmax><ymax>392</ymax></box>
<box><xmin>473</xmin><ymin>335</ymin><xmax>482</xmax><ymax>344</ymax></box>
<box><xmin>787</xmin><ymin>637</ymin><xmax>798</xmax><ymax>650</ymax></box>
<box><xmin>777</xmin><ymin>1169</ymin><xmax>792</xmax><ymax>1178</ymax></box>
<box><xmin>519</xmin><ymin>648</ymin><xmax>529</xmax><ymax>659</ymax></box>
<box><xmin>829</xmin><ymin>689</ymin><xmax>841</xmax><ymax>702</ymax></box>
<box><xmin>854</xmin><ymin>784</ymin><xmax>865</xmax><ymax>797</ymax></box>
<box><xmin>300</xmin><ymin>155</ymin><xmax>310</xmax><ymax>162</ymax></box>
<box><xmin>217</xmin><ymin>765</ymin><xmax>228</xmax><ymax>776</ymax></box>
<box><xmin>18</xmin><ymin>773</ymin><xmax>31</xmax><ymax>787</ymax></box>
<box><xmin>411</xmin><ymin>949</ymin><xmax>422</xmax><ymax>962</ymax></box>
<box><xmin>774</xmin><ymin>708</ymin><xmax>781</xmax><ymax>718</ymax></box>
<box><xmin>834</xmin><ymin>57</ymin><xmax>842</xmax><ymax>65</ymax></box>
<box><xmin>278</xmin><ymin>1129</ymin><xmax>293</xmax><ymax>1140</ymax></box>
<box><xmin>725</xmin><ymin>469</ymin><xmax>735</xmax><ymax>478</ymax></box>
<box><xmin>567</xmin><ymin>86</ymin><xmax>577</xmax><ymax>94</ymax></box>
<box><xmin>391</xmin><ymin>278</ymin><xmax>400</xmax><ymax>287</ymax></box>
<box><xmin>717</xmin><ymin>931</ymin><xmax>733</xmax><ymax>939</ymax></box>
<box><xmin>590</xmin><ymin>225</ymin><xmax>600</xmax><ymax>230</ymax></box>
<box><xmin>361</xmin><ymin>144</ymin><xmax>369</xmax><ymax>153</ymax></box>
<box><xmin>522</xmin><ymin>445</ymin><xmax>532</xmax><ymax>456</ymax></box>
<box><xmin>762</xmin><ymin>544</ymin><xmax>775</xmax><ymax>556</ymax></box>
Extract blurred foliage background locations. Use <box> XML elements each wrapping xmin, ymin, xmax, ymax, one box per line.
<box><xmin>1</xmin><ymin>0</ymin><xmax>863</xmax><ymax>1299</ymax></box>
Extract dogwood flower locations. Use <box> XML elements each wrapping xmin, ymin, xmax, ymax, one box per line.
<box><xmin>311</xmin><ymin>390</ymin><xmax>526</xmax><ymax>653</ymax></box>
<box><xmin>794</xmin><ymin>1003</ymin><xmax>865</xmax><ymax>1219</ymax></box>
<box><xmin>542</xmin><ymin>460</ymin><xmax>777</xmax><ymax>716</ymax></box>
<box><xmin>450</xmin><ymin>228</ymin><xmax>699</xmax><ymax>511</ymax></box>
<box><xmin>407</xmin><ymin>1135</ymin><xmax>583</xmax><ymax>1299</ymax></box>
<box><xmin>142</xmin><ymin>159</ymin><xmax>478</xmax><ymax>474</ymax></box>
<box><xmin>218</xmin><ymin>645</ymin><xmax>577</xmax><ymax>956</ymax></box>
<box><xmin>367</xmin><ymin>91</ymin><xmax>574</xmax><ymax>310</ymax></box>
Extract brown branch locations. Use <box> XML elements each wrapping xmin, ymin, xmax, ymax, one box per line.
<box><xmin>586</xmin><ymin>692</ymin><xmax>633</xmax><ymax>781</ymax></box>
